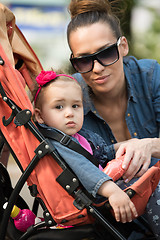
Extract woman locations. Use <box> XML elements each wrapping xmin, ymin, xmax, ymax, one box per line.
<box><xmin>67</xmin><ymin>0</ymin><xmax>160</xmax><ymax>237</ymax></box>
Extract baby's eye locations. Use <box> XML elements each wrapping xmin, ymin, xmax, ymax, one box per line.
<box><xmin>55</xmin><ymin>105</ymin><xmax>63</xmax><ymax>109</ymax></box>
<box><xmin>72</xmin><ymin>104</ymin><xmax>79</xmax><ymax>108</ymax></box>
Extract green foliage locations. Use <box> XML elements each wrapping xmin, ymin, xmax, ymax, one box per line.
<box><xmin>132</xmin><ymin>8</ymin><xmax>160</xmax><ymax>63</ymax></box>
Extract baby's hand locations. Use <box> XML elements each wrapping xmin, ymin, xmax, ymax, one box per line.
<box><xmin>98</xmin><ymin>181</ymin><xmax>138</xmax><ymax>223</ymax></box>
<box><xmin>108</xmin><ymin>188</ymin><xmax>138</xmax><ymax>223</ymax></box>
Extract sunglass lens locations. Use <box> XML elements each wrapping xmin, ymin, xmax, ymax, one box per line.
<box><xmin>97</xmin><ymin>45</ymin><xmax>118</xmax><ymax>65</ymax></box>
<box><xmin>71</xmin><ymin>56</ymin><xmax>92</xmax><ymax>73</ymax></box>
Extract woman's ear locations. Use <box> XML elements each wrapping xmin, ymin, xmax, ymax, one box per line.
<box><xmin>119</xmin><ymin>36</ymin><xmax>129</xmax><ymax>57</ymax></box>
<box><xmin>34</xmin><ymin>108</ymin><xmax>44</xmax><ymax>124</ymax></box>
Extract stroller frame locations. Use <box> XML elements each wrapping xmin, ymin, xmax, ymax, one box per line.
<box><xmin>0</xmin><ymin>78</ymin><xmax>128</xmax><ymax>240</ymax></box>
<box><xmin>0</xmin><ymin>7</ymin><xmax>155</xmax><ymax>235</ymax></box>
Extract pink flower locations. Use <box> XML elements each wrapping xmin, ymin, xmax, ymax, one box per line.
<box><xmin>36</xmin><ymin>71</ymin><xmax>57</xmax><ymax>86</ymax></box>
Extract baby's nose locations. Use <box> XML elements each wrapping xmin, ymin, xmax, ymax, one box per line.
<box><xmin>65</xmin><ymin>108</ymin><xmax>74</xmax><ymax>117</ymax></box>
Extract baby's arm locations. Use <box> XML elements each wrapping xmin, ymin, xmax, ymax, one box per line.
<box><xmin>98</xmin><ymin>180</ymin><xmax>138</xmax><ymax>223</ymax></box>
<box><xmin>53</xmin><ymin>139</ymin><xmax>138</xmax><ymax>223</ymax></box>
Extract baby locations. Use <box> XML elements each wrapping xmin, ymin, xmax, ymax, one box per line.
<box><xmin>33</xmin><ymin>70</ymin><xmax>138</xmax><ymax>223</ymax></box>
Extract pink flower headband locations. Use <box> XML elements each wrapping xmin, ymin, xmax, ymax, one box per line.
<box><xmin>34</xmin><ymin>70</ymin><xmax>77</xmax><ymax>104</ymax></box>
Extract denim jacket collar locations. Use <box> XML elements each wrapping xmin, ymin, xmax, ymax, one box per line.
<box><xmin>124</xmin><ymin>57</ymin><xmax>137</xmax><ymax>103</ymax></box>
<box><xmin>83</xmin><ymin>58</ymin><xmax>137</xmax><ymax>116</ymax></box>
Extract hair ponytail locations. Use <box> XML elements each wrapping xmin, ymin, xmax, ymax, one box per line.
<box><xmin>67</xmin><ymin>0</ymin><xmax>122</xmax><ymax>45</ymax></box>
<box><xmin>69</xmin><ymin>0</ymin><xmax>111</xmax><ymax>19</ymax></box>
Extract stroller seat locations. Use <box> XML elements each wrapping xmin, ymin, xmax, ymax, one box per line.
<box><xmin>0</xmin><ymin>3</ymin><xmax>157</xmax><ymax>240</ymax></box>
<box><xmin>0</xmin><ymin>162</ymin><xmax>98</xmax><ymax>240</ymax></box>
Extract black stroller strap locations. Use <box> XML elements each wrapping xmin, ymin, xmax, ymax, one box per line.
<box><xmin>37</xmin><ymin>125</ymin><xmax>99</xmax><ymax>167</ymax></box>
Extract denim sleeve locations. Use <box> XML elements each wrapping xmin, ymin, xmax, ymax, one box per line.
<box><xmin>92</xmin><ymin>136</ymin><xmax>115</xmax><ymax>166</ymax></box>
<box><xmin>52</xmin><ymin>140</ymin><xmax>112</xmax><ymax>198</ymax></box>
<box><xmin>79</xmin><ymin>129</ymin><xmax>115</xmax><ymax>167</ymax></box>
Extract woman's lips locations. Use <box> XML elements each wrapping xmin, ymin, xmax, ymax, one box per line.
<box><xmin>94</xmin><ymin>75</ymin><xmax>110</xmax><ymax>84</ymax></box>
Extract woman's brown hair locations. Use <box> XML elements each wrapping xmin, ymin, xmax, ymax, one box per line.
<box><xmin>67</xmin><ymin>0</ymin><xmax>123</xmax><ymax>46</ymax></box>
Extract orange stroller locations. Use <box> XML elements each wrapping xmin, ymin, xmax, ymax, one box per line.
<box><xmin>0</xmin><ymin>3</ymin><xmax>159</xmax><ymax>240</ymax></box>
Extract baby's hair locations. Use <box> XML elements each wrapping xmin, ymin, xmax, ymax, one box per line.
<box><xmin>32</xmin><ymin>69</ymin><xmax>81</xmax><ymax>109</ymax></box>
<box><xmin>67</xmin><ymin>0</ymin><xmax>123</xmax><ymax>45</ymax></box>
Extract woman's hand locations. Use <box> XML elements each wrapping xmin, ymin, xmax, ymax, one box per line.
<box><xmin>115</xmin><ymin>138</ymin><xmax>153</xmax><ymax>182</ymax></box>
<box><xmin>98</xmin><ymin>181</ymin><xmax>138</xmax><ymax>223</ymax></box>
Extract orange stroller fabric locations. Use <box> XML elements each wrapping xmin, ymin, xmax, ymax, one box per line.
<box><xmin>125</xmin><ymin>161</ymin><xmax>160</xmax><ymax>216</ymax></box>
<box><xmin>0</xmin><ymin>3</ymin><xmax>159</xmax><ymax>227</ymax></box>
<box><xmin>103</xmin><ymin>157</ymin><xmax>160</xmax><ymax>217</ymax></box>
<box><xmin>0</xmin><ymin>4</ymin><xmax>92</xmax><ymax>226</ymax></box>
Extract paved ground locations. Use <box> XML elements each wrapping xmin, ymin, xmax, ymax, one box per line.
<box><xmin>7</xmin><ymin>155</ymin><xmax>33</xmax><ymax>207</ymax></box>
<box><xmin>7</xmin><ymin>155</ymin><xmax>44</xmax><ymax>216</ymax></box>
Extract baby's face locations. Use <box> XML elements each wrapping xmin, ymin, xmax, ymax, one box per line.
<box><xmin>37</xmin><ymin>80</ymin><xmax>84</xmax><ymax>135</ymax></box>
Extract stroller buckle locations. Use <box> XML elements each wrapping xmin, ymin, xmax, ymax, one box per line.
<box><xmin>60</xmin><ymin>135</ymin><xmax>71</xmax><ymax>146</ymax></box>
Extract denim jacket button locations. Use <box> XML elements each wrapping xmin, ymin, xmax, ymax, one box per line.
<box><xmin>134</xmin><ymin>132</ymin><xmax>137</xmax><ymax>136</ymax></box>
<box><xmin>127</xmin><ymin>113</ymin><xmax>131</xmax><ymax>117</ymax></box>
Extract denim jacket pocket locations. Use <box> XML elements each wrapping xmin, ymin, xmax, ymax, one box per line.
<box><xmin>144</xmin><ymin>118</ymin><xmax>158</xmax><ymax>136</ymax></box>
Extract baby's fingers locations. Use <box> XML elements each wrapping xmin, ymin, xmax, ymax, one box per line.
<box><xmin>113</xmin><ymin>207</ymin><xmax>121</xmax><ymax>222</ymax></box>
<box><xmin>124</xmin><ymin>205</ymin><xmax>132</xmax><ymax>223</ymax></box>
<box><xmin>130</xmin><ymin>201</ymin><xmax>138</xmax><ymax>219</ymax></box>
<box><xmin>119</xmin><ymin>202</ymin><xmax>138</xmax><ymax>223</ymax></box>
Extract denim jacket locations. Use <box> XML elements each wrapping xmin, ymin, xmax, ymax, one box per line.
<box><xmin>37</xmin><ymin>123</ymin><xmax>112</xmax><ymax>198</ymax></box>
<box><xmin>73</xmin><ymin>56</ymin><xmax>160</xmax><ymax>166</ymax></box>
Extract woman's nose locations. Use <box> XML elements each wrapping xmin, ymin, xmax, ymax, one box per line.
<box><xmin>92</xmin><ymin>60</ymin><xmax>105</xmax><ymax>73</ymax></box>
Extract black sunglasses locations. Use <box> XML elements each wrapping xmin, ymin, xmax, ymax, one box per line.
<box><xmin>70</xmin><ymin>37</ymin><xmax>121</xmax><ymax>74</ymax></box>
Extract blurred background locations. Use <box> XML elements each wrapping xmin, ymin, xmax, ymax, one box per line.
<box><xmin>2</xmin><ymin>0</ymin><xmax>71</xmax><ymax>71</ymax></box>
<box><xmin>2</xmin><ymin>0</ymin><xmax>160</xmax><ymax>71</ymax></box>
<box><xmin>1</xmin><ymin>0</ymin><xmax>160</xmax><ymax>211</ymax></box>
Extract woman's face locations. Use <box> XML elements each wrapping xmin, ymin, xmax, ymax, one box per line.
<box><xmin>69</xmin><ymin>22</ymin><xmax>129</xmax><ymax>96</ymax></box>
